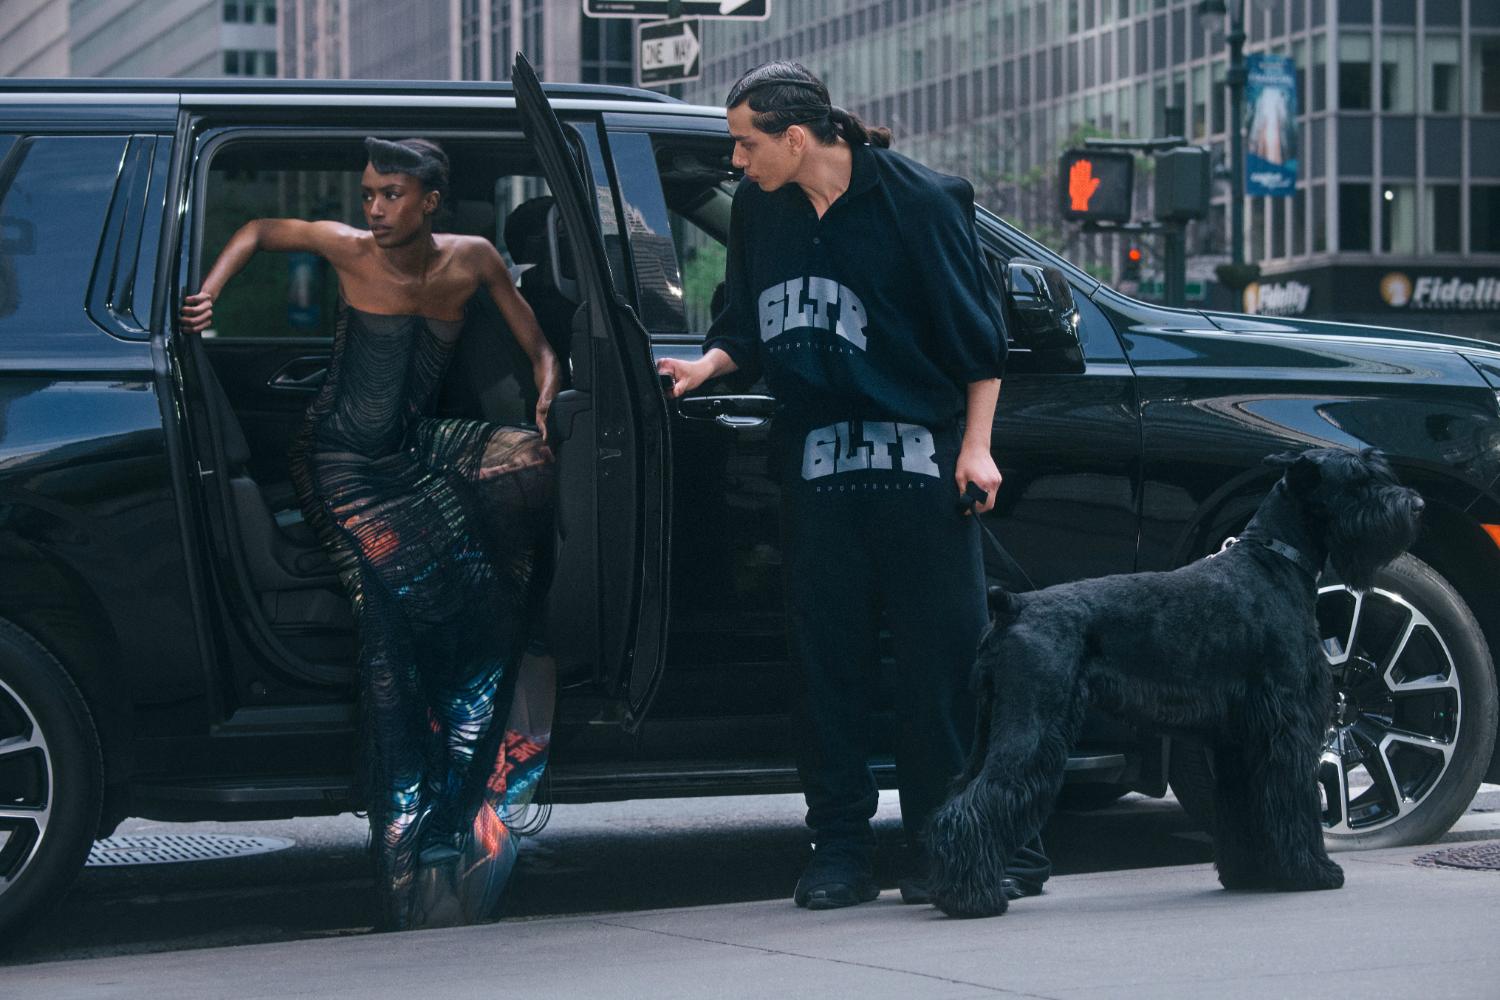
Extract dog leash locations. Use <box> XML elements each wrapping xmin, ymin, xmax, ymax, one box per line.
<box><xmin>961</xmin><ymin>483</ymin><xmax>1038</xmax><ymax>593</ymax></box>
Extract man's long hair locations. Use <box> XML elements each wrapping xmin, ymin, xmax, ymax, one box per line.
<box><xmin>726</xmin><ymin>61</ymin><xmax>892</xmax><ymax>148</ymax></box>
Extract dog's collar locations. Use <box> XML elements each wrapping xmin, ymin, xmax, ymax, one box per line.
<box><xmin>1218</xmin><ymin>535</ymin><xmax>1322</xmax><ymax>581</ymax></box>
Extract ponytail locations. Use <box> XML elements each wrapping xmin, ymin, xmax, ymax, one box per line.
<box><xmin>829</xmin><ymin>106</ymin><xmax>892</xmax><ymax>149</ymax></box>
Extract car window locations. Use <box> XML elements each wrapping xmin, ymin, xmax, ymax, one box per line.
<box><xmin>629</xmin><ymin>133</ymin><xmax>738</xmax><ymax>337</ymax></box>
<box><xmin>606</xmin><ymin>130</ymin><xmax>688</xmax><ymax>335</ymax></box>
<box><xmin>197</xmin><ymin>135</ymin><xmax>553</xmax><ymax>340</ymax></box>
<box><xmin>0</xmin><ymin>135</ymin><xmax>129</xmax><ymax>339</ymax></box>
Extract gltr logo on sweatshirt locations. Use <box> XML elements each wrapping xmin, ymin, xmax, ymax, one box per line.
<box><xmin>802</xmin><ymin>422</ymin><xmax>940</xmax><ymax>482</ymax></box>
<box><xmin>759</xmin><ymin>277</ymin><xmax>869</xmax><ymax>349</ymax></box>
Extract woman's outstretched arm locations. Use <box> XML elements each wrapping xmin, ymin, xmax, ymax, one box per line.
<box><xmin>474</xmin><ymin>238</ymin><xmax>561</xmax><ymax>440</ymax></box>
<box><xmin>180</xmin><ymin>219</ymin><xmax>362</xmax><ymax>334</ymax></box>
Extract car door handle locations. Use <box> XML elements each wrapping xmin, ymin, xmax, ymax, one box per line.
<box><xmin>268</xmin><ymin>357</ymin><xmax>329</xmax><ymax>391</ymax></box>
<box><xmin>678</xmin><ymin>394</ymin><xmax>776</xmax><ymax>430</ymax></box>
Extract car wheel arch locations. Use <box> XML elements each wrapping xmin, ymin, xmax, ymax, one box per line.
<box><xmin>0</xmin><ymin>550</ymin><xmax>136</xmax><ymax>837</ymax></box>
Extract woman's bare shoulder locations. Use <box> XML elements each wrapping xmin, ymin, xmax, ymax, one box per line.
<box><xmin>441</xmin><ymin>233</ymin><xmax>507</xmax><ymax>274</ymax></box>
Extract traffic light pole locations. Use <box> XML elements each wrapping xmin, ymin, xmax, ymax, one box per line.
<box><xmin>1082</xmin><ymin>219</ymin><xmax>1188</xmax><ymax>308</ymax></box>
<box><xmin>1080</xmin><ymin>136</ymin><xmax>1192</xmax><ymax>309</ymax></box>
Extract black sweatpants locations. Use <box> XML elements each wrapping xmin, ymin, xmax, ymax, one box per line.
<box><xmin>780</xmin><ymin>421</ymin><xmax>1049</xmax><ymax>888</ymax></box>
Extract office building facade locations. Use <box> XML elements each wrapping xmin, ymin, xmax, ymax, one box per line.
<box><xmin>280</xmin><ymin>0</ymin><xmax>632</xmax><ymax>84</ymax></box>
<box><xmin>0</xmin><ymin>0</ymin><xmax>69</xmax><ymax>77</ymax></box>
<box><xmin>0</xmin><ymin>0</ymin><xmax>279</xmax><ymax>79</ymax></box>
<box><xmin>686</xmin><ymin>0</ymin><xmax>1500</xmax><ymax>336</ymax></box>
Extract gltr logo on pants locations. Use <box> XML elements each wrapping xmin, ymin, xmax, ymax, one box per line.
<box><xmin>802</xmin><ymin>422</ymin><xmax>940</xmax><ymax>481</ymax></box>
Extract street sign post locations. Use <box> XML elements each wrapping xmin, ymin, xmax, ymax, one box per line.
<box><xmin>638</xmin><ymin>17</ymin><xmax>702</xmax><ymax>88</ymax></box>
<box><xmin>585</xmin><ymin>1</ymin><xmax>769</xmax><ymax>19</ymax></box>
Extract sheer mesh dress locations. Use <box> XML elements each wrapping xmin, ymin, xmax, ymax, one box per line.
<box><xmin>289</xmin><ymin>300</ymin><xmax>553</xmax><ymax>929</ymax></box>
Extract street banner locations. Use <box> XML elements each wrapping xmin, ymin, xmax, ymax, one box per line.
<box><xmin>1245</xmin><ymin>53</ymin><xmax>1298</xmax><ymax>197</ymax></box>
<box><xmin>638</xmin><ymin>17</ymin><xmax>701</xmax><ymax>87</ymax></box>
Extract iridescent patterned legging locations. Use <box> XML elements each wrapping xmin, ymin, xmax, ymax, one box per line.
<box><xmin>302</xmin><ymin>419</ymin><xmax>554</xmax><ymax>929</ymax></box>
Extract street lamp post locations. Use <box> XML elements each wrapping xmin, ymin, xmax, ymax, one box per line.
<box><xmin>1199</xmin><ymin>0</ymin><xmax>1261</xmax><ymax>293</ymax></box>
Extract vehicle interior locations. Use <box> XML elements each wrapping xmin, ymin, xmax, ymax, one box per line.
<box><xmin>183</xmin><ymin>134</ymin><xmax>578</xmax><ymax>689</ymax></box>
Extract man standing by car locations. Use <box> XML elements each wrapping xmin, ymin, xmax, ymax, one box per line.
<box><xmin>657</xmin><ymin>61</ymin><xmax>1049</xmax><ymax>910</ymax></box>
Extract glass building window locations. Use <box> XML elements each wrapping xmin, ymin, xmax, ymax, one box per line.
<box><xmin>1211</xmin><ymin>60</ymin><xmax>1226</xmax><ymax>133</ymax></box>
<box><xmin>1424</xmin><ymin>185</ymin><xmax>1461</xmax><ymax>253</ymax></box>
<box><xmin>1473</xmin><ymin>186</ymin><xmax>1500</xmax><ymax>253</ymax></box>
<box><xmin>224</xmin><ymin>50</ymin><xmax>240</xmax><ymax>75</ymax></box>
<box><xmin>1292</xmin><ymin>188</ymin><xmax>1307</xmax><ymax>256</ymax></box>
<box><xmin>1380</xmin><ymin>184</ymin><xmax>1415</xmax><ymax>254</ymax></box>
<box><xmin>1426</xmin><ymin>35</ymin><xmax>1461</xmax><ymax>113</ymax></box>
<box><xmin>1473</xmin><ymin>37</ymin><xmax>1500</xmax><ymax>114</ymax></box>
<box><xmin>1310</xmin><ymin>34</ymin><xmax>1327</xmax><ymax>112</ymax></box>
<box><xmin>1380</xmin><ymin>35</ymin><xmax>1415</xmax><ymax>113</ymax></box>
<box><xmin>1311</xmin><ymin>184</ymin><xmax>1327</xmax><ymax>252</ymax></box>
<box><xmin>1339</xmin><ymin>183</ymin><xmax>1371</xmax><ymax>251</ymax></box>
<box><xmin>1338</xmin><ymin>34</ymin><xmax>1373</xmax><ymax>110</ymax></box>
<box><xmin>1250</xmin><ymin>198</ymin><xmax>1265</xmax><ymax>261</ymax></box>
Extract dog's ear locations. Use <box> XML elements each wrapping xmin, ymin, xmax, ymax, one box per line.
<box><xmin>1280</xmin><ymin>453</ymin><xmax>1321</xmax><ymax>495</ymax></box>
<box><xmin>1264</xmin><ymin>450</ymin><xmax>1304</xmax><ymax>469</ymax></box>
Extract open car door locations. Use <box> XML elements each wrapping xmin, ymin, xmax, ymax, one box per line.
<box><xmin>512</xmin><ymin>53</ymin><xmax>672</xmax><ymax>732</ymax></box>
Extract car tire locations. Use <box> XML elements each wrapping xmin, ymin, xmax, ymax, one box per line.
<box><xmin>0</xmin><ymin>618</ymin><xmax>102</xmax><ymax>939</ymax></box>
<box><xmin>1171</xmin><ymin>553</ymin><xmax>1498</xmax><ymax>849</ymax></box>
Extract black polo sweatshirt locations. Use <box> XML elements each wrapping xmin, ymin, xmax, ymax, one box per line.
<box><xmin>704</xmin><ymin>141</ymin><xmax>1008</xmax><ymax>447</ymax></box>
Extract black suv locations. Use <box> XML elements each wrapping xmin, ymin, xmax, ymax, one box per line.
<box><xmin>1</xmin><ymin>76</ymin><xmax>1497</xmax><ymax>935</ymax></box>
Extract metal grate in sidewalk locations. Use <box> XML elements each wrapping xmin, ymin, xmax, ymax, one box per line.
<box><xmin>1413</xmin><ymin>841</ymin><xmax>1500</xmax><ymax>872</ymax></box>
<box><xmin>86</xmin><ymin>834</ymin><xmax>294</xmax><ymax>867</ymax></box>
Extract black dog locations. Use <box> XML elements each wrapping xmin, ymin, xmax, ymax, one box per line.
<box><xmin>927</xmin><ymin>448</ymin><xmax>1424</xmax><ymax>918</ymax></box>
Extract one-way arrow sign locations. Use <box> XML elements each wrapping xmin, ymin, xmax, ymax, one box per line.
<box><xmin>587</xmin><ymin>1</ymin><xmax>769</xmax><ymax>20</ymax></box>
<box><xmin>637</xmin><ymin>17</ymin><xmax>701</xmax><ymax>87</ymax></box>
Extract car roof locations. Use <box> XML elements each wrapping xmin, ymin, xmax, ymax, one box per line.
<box><xmin>0</xmin><ymin>78</ymin><xmax>728</xmax><ymax>126</ymax></box>
<box><xmin>0</xmin><ymin>77</ymin><xmax>681</xmax><ymax>104</ymax></box>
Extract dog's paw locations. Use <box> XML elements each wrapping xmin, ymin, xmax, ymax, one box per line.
<box><xmin>1216</xmin><ymin>867</ymin><xmax>1276</xmax><ymax>891</ymax></box>
<box><xmin>932</xmin><ymin>887</ymin><xmax>1011</xmax><ymax>919</ymax></box>
<box><xmin>1279</xmin><ymin>858</ymin><xmax>1344</xmax><ymax>892</ymax></box>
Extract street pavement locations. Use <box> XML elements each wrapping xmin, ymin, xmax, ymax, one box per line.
<box><xmin>3</xmin><ymin>786</ymin><xmax>1498</xmax><ymax>997</ymax></box>
<box><xmin>5</xmin><ymin>838</ymin><xmax>1498</xmax><ymax>999</ymax></box>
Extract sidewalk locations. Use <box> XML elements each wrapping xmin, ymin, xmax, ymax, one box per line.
<box><xmin>7</xmin><ymin>843</ymin><xmax>1497</xmax><ymax>1000</ymax></box>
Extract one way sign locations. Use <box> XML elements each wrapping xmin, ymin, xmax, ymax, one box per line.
<box><xmin>637</xmin><ymin>17</ymin><xmax>701</xmax><ymax>88</ymax></box>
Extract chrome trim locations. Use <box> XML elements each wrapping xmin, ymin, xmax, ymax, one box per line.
<box><xmin>0</xmin><ymin>92</ymin><xmax>177</xmax><ymax>105</ymax></box>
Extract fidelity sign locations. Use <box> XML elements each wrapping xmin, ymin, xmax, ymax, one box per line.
<box><xmin>1244</xmin><ymin>279</ymin><xmax>1312</xmax><ymax>316</ymax></box>
<box><xmin>1380</xmin><ymin>272</ymin><xmax>1500</xmax><ymax>311</ymax></box>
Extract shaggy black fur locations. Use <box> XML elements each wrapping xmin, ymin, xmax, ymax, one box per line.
<box><xmin>926</xmin><ymin>447</ymin><xmax>1424</xmax><ymax>918</ymax></box>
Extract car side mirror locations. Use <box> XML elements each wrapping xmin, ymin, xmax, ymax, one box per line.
<box><xmin>1003</xmin><ymin>259</ymin><xmax>1082</xmax><ymax>359</ymax></box>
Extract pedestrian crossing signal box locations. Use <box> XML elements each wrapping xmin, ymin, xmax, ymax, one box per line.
<box><xmin>1058</xmin><ymin>150</ymin><xmax>1134</xmax><ymax>224</ymax></box>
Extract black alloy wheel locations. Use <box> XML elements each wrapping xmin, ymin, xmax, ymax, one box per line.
<box><xmin>1170</xmin><ymin>554</ymin><xmax>1498</xmax><ymax>849</ymax></box>
<box><xmin>0</xmin><ymin>619</ymin><xmax>101</xmax><ymax>939</ymax></box>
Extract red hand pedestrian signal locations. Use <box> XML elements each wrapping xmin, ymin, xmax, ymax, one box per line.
<box><xmin>1069</xmin><ymin>158</ymin><xmax>1103</xmax><ymax>211</ymax></box>
<box><xmin>1058</xmin><ymin>150</ymin><xmax>1134</xmax><ymax>223</ymax></box>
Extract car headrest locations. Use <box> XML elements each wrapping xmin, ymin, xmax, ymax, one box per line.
<box><xmin>505</xmin><ymin>195</ymin><xmax>578</xmax><ymax>303</ymax></box>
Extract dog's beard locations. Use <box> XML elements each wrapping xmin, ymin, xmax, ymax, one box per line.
<box><xmin>1324</xmin><ymin>486</ymin><xmax>1422</xmax><ymax>591</ymax></box>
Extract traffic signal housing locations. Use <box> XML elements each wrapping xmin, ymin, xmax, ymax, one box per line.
<box><xmin>1058</xmin><ymin>149</ymin><xmax>1134</xmax><ymax>224</ymax></box>
<box><xmin>1123</xmin><ymin>244</ymin><xmax>1143</xmax><ymax>282</ymax></box>
<box><xmin>1153</xmin><ymin>146</ymin><xmax>1212</xmax><ymax>222</ymax></box>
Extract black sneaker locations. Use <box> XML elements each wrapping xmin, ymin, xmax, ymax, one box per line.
<box><xmin>793</xmin><ymin>843</ymin><xmax>879</xmax><ymax>910</ymax></box>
